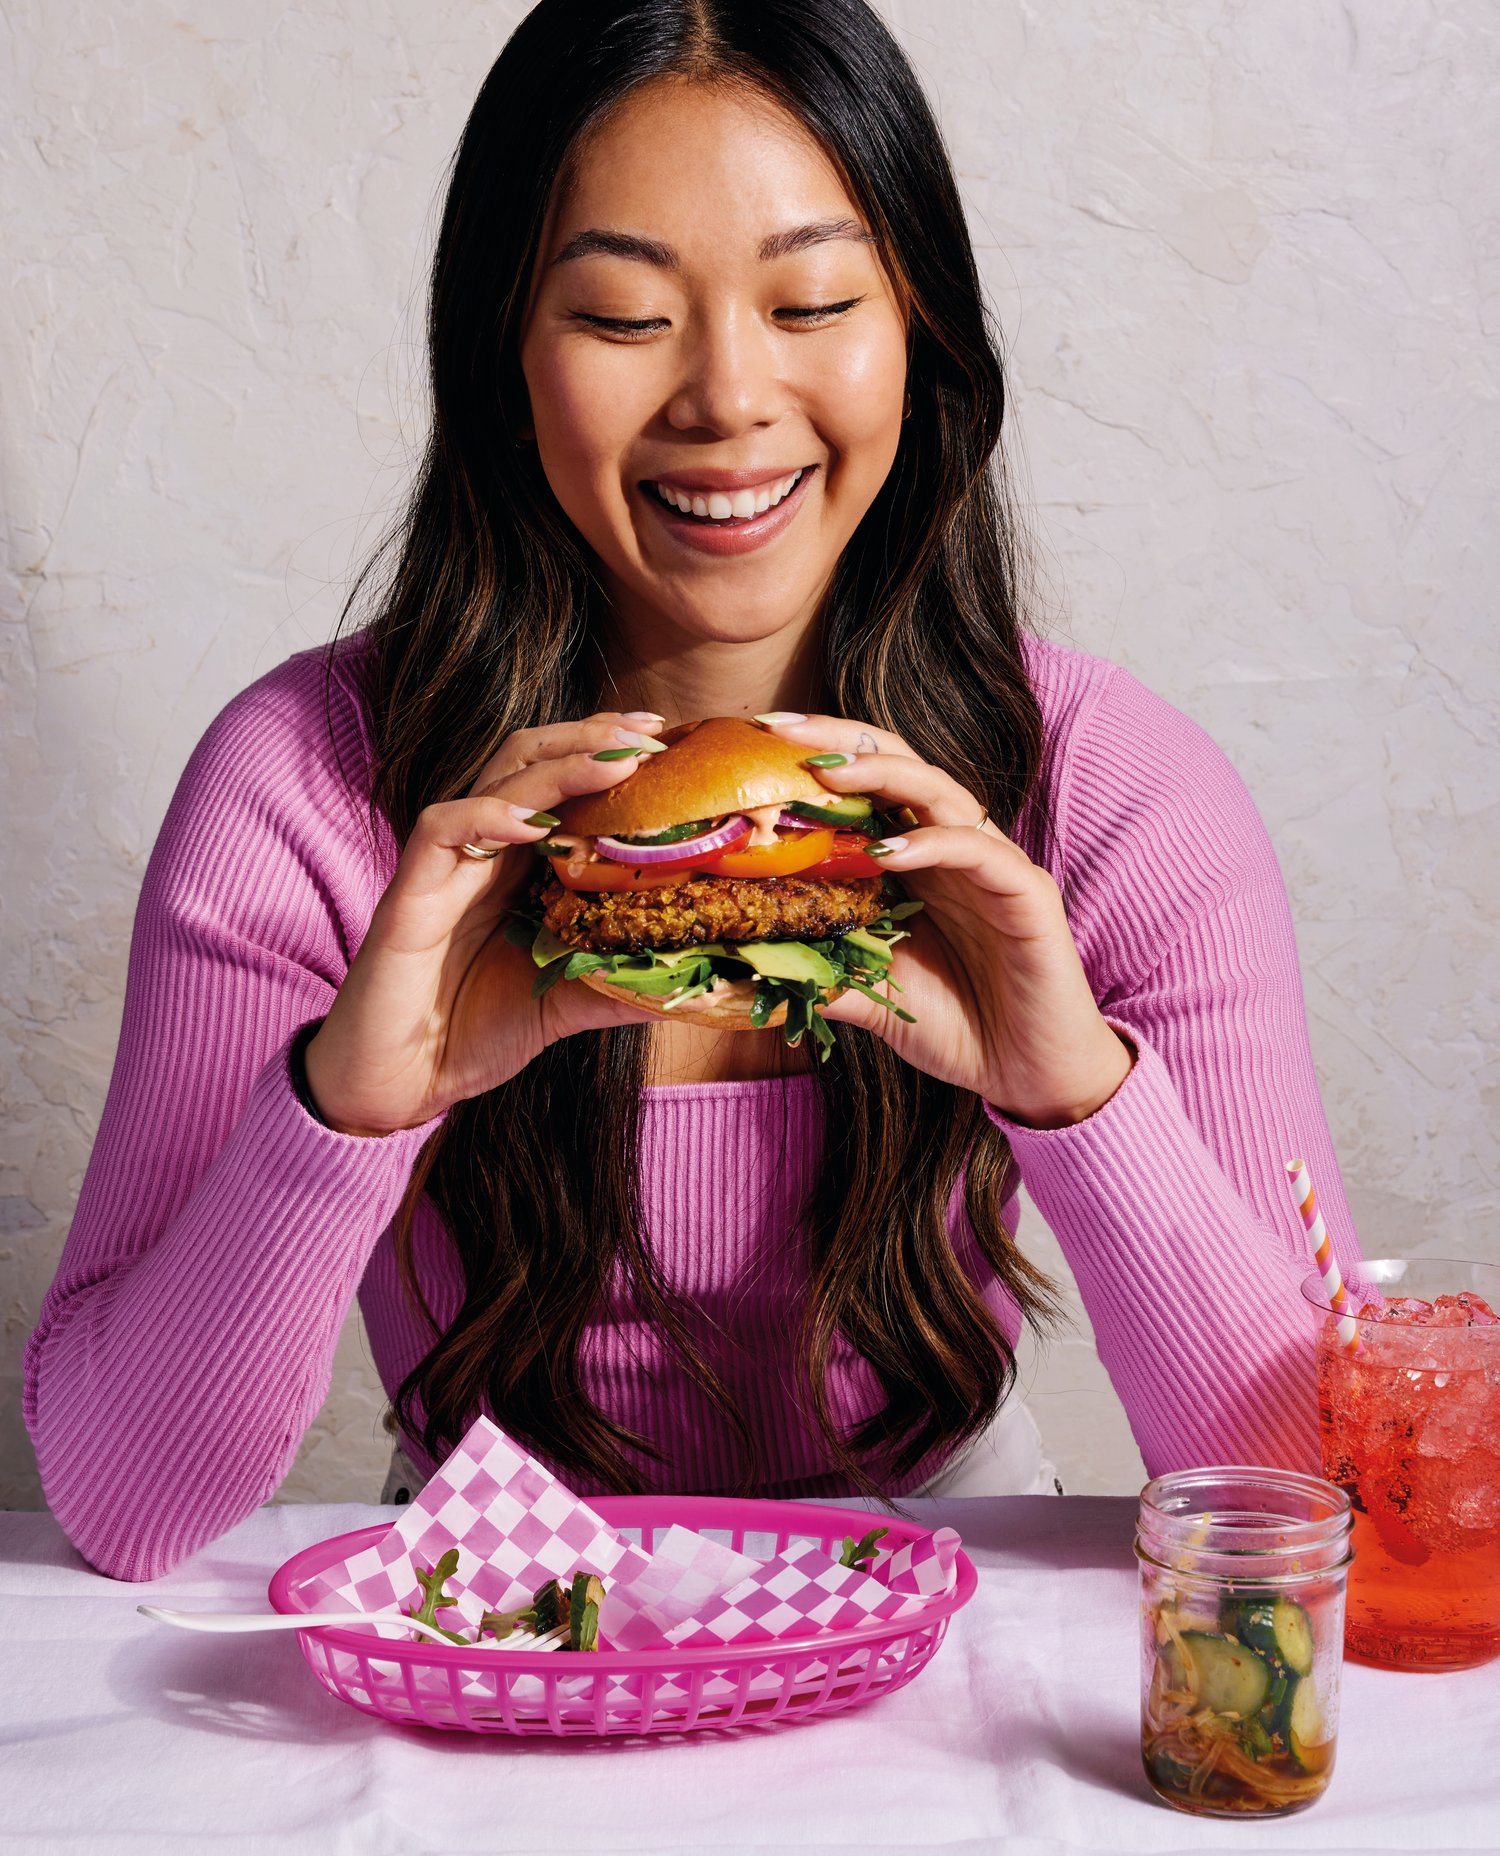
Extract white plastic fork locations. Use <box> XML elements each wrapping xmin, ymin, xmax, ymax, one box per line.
<box><xmin>136</xmin><ymin>1605</ymin><xmax>570</xmax><ymax>1651</ymax></box>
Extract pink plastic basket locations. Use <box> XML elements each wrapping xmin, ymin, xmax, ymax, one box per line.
<box><xmin>269</xmin><ymin>1495</ymin><xmax>975</xmax><ymax>1736</ymax></box>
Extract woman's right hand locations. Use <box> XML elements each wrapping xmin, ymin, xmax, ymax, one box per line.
<box><xmin>302</xmin><ymin>712</ymin><xmax>667</xmax><ymax>1136</ymax></box>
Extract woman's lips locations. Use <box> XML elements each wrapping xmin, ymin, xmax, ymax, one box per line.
<box><xmin>639</xmin><ymin>466</ymin><xmax>816</xmax><ymax>558</ymax></box>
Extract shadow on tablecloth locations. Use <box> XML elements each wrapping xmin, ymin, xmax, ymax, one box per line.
<box><xmin>915</xmin><ymin>1494</ymin><xmax>1138</xmax><ymax>1571</ymax></box>
<box><xmin>105</xmin><ymin>1628</ymin><xmax>891</xmax><ymax>1758</ymax></box>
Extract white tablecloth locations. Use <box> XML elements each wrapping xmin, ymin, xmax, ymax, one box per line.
<box><xmin>3</xmin><ymin>1497</ymin><xmax>1496</xmax><ymax>1855</ymax></box>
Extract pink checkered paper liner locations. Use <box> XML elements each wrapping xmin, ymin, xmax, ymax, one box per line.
<box><xmin>600</xmin><ymin>1524</ymin><xmax>761</xmax><ymax>1651</ymax></box>
<box><xmin>661</xmin><ymin>1534</ymin><xmax>935</xmax><ymax>1648</ymax></box>
<box><xmin>883</xmin><ymin>1525</ymin><xmax>961</xmax><ymax>1599</ymax></box>
<box><xmin>302</xmin><ymin>1416</ymin><xmax>651</xmax><ymax>1630</ymax></box>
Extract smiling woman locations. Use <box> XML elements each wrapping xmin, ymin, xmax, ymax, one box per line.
<box><xmin>23</xmin><ymin>0</ymin><xmax>1367</xmax><ymax>1580</ymax></box>
<box><xmin>522</xmin><ymin>86</ymin><xmax>905</xmax><ymax>610</ymax></box>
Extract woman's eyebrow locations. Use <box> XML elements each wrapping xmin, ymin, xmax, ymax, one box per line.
<box><xmin>551</xmin><ymin>217</ymin><xmax>876</xmax><ymax>268</ymax></box>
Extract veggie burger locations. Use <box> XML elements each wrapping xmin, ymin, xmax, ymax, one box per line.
<box><xmin>514</xmin><ymin>716</ymin><xmax>920</xmax><ymax>1053</ymax></box>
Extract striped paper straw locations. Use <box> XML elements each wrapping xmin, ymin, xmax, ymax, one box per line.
<box><xmin>1285</xmin><ymin>1158</ymin><xmax>1359</xmax><ymax>1349</ymax></box>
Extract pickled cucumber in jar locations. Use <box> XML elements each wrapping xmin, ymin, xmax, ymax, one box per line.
<box><xmin>1142</xmin><ymin>1589</ymin><xmax>1335</xmax><ymax>1813</ymax></box>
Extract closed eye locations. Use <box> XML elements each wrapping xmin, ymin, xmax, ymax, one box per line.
<box><xmin>568</xmin><ymin>298</ymin><xmax>865</xmax><ymax>340</ymax></box>
<box><xmin>569</xmin><ymin>313</ymin><xmax>668</xmax><ymax>336</ymax></box>
<box><xmin>775</xmin><ymin>297</ymin><xmax>864</xmax><ymax>323</ymax></box>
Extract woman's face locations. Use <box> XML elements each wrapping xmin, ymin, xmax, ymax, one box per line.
<box><xmin>520</xmin><ymin>79</ymin><xmax>908</xmax><ymax>656</ymax></box>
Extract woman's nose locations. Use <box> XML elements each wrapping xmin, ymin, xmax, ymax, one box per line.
<box><xmin>663</xmin><ymin>311</ymin><xmax>784</xmax><ymax>437</ymax></box>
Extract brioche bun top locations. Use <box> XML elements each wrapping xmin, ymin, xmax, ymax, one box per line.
<box><xmin>557</xmin><ymin>716</ymin><xmax>834</xmax><ymax>837</ymax></box>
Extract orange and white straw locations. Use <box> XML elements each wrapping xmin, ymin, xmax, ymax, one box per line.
<box><xmin>1285</xmin><ymin>1158</ymin><xmax>1359</xmax><ymax>1349</ymax></box>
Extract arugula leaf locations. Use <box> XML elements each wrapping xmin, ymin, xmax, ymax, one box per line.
<box><xmin>838</xmin><ymin>1525</ymin><xmax>889</xmax><ymax>1571</ymax></box>
<box><xmin>404</xmin><ymin>1548</ymin><xmax>470</xmax><ymax>1644</ymax></box>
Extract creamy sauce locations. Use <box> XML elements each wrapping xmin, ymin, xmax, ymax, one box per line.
<box><xmin>740</xmin><ymin>802</ymin><xmax>785</xmax><ymax>848</ymax></box>
<box><xmin>540</xmin><ymin>832</ymin><xmax>595</xmax><ymax>880</ymax></box>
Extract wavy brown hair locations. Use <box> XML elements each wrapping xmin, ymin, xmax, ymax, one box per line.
<box><xmin>336</xmin><ymin>0</ymin><xmax>1064</xmax><ymax>1497</ymax></box>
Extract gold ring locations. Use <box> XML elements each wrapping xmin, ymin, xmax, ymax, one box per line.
<box><xmin>460</xmin><ymin>842</ymin><xmax>504</xmax><ymax>862</ymax></box>
<box><xmin>974</xmin><ymin>810</ymin><xmax>990</xmax><ymax>832</ymax></box>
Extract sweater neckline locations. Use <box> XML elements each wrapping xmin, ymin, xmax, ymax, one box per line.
<box><xmin>639</xmin><ymin>1072</ymin><xmax>821</xmax><ymax>1099</ymax></box>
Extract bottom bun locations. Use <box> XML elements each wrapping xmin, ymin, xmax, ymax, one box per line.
<box><xmin>580</xmin><ymin>968</ymin><xmax>844</xmax><ymax>1030</ymax></box>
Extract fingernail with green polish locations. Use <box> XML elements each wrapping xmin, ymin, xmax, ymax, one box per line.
<box><xmin>512</xmin><ymin>807</ymin><xmax>560</xmax><ymax>828</ymax></box>
<box><xmin>866</xmin><ymin>837</ymin><xmax>908</xmax><ymax>856</ymax></box>
<box><xmin>804</xmin><ymin>752</ymin><xmax>851</xmax><ymax>768</ymax></box>
<box><xmin>591</xmin><ymin>746</ymin><xmax>648</xmax><ymax>761</ymax></box>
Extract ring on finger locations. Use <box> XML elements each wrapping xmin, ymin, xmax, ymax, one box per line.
<box><xmin>973</xmin><ymin>809</ymin><xmax>990</xmax><ymax>832</ymax></box>
<box><xmin>460</xmin><ymin>841</ymin><xmax>505</xmax><ymax>862</ymax></box>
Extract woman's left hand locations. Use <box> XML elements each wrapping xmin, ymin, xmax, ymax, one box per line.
<box><xmin>758</xmin><ymin>714</ymin><xmax>1135</xmax><ymax>1127</ymax></box>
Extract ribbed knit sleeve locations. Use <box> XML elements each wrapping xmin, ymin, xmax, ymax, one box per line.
<box><xmin>22</xmin><ymin>647</ymin><xmax>437</xmax><ymax>1581</ymax></box>
<box><xmin>988</xmin><ymin>654</ymin><xmax>1368</xmax><ymax>1477</ymax></box>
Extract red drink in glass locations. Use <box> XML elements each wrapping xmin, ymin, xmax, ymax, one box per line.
<box><xmin>1303</xmin><ymin>1258</ymin><xmax>1500</xmax><ymax>1671</ymax></box>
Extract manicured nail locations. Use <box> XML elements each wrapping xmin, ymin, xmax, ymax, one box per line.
<box><xmin>804</xmin><ymin>752</ymin><xmax>852</xmax><ymax>768</ymax></box>
<box><xmin>623</xmin><ymin>711</ymin><xmax>665</xmax><ymax>724</ymax></box>
<box><xmin>615</xmin><ymin>728</ymin><xmax>667</xmax><ymax>753</ymax></box>
<box><xmin>754</xmin><ymin>711</ymin><xmax>806</xmax><ymax>726</ymax></box>
<box><xmin>889</xmin><ymin>806</ymin><xmax>921</xmax><ymax>831</ymax></box>
<box><xmin>511</xmin><ymin>806</ymin><xmax>560</xmax><ymax>828</ymax></box>
<box><xmin>592</xmin><ymin>746</ymin><xmax>648</xmax><ymax>761</ymax></box>
<box><xmin>866</xmin><ymin>837</ymin><xmax>908</xmax><ymax>856</ymax></box>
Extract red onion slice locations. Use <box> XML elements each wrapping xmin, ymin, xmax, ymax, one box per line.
<box><xmin>593</xmin><ymin>814</ymin><xmax>750</xmax><ymax>865</ymax></box>
<box><xmin>777</xmin><ymin>809</ymin><xmax>823</xmax><ymax>831</ymax></box>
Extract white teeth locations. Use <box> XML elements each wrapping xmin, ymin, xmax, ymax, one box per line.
<box><xmin>653</xmin><ymin>468</ymin><xmax>805</xmax><ymax>521</ymax></box>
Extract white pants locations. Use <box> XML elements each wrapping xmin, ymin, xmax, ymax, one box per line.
<box><xmin>380</xmin><ymin>1397</ymin><xmax>1061</xmax><ymax>1504</ymax></box>
<box><xmin>914</xmin><ymin>1395</ymin><xmax>1063</xmax><ymax>1497</ymax></box>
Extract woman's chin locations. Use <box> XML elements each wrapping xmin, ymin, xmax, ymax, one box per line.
<box><xmin>630</xmin><ymin>589</ymin><xmax>823</xmax><ymax>649</ymax></box>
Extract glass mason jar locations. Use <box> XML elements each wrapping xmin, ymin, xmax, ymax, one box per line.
<box><xmin>1136</xmin><ymin>1466</ymin><xmax>1353</xmax><ymax>1818</ymax></box>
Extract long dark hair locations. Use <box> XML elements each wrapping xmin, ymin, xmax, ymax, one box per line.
<box><xmin>339</xmin><ymin>0</ymin><xmax>1063</xmax><ymax>1496</ymax></box>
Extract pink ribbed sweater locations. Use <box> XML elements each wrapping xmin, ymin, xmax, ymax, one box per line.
<box><xmin>24</xmin><ymin>634</ymin><xmax>1365</xmax><ymax>1581</ymax></box>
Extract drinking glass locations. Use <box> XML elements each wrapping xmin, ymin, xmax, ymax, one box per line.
<box><xmin>1303</xmin><ymin>1255</ymin><xmax>1500</xmax><ymax>1670</ymax></box>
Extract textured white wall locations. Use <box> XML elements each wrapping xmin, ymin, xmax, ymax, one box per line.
<box><xmin>3</xmin><ymin>2</ymin><xmax>1496</xmax><ymax>1507</ymax></box>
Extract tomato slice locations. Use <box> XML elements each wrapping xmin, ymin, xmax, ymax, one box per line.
<box><xmin>700</xmin><ymin>827</ymin><xmax>836</xmax><ymax>879</ymax></box>
<box><xmin>545</xmin><ymin>825</ymin><xmax>865</xmax><ymax>889</ymax></box>
<box><xmin>801</xmin><ymin>830</ymin><xmax>886</xmax><ymax>880</ymax></box>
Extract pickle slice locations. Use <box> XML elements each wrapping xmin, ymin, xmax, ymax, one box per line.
<box><xmin>784</xmin><ymin>795</ymin><xmax>875</xmax><ymax>826</ymax></box>
<box><xmin>1166</xmin><ymin>1631</ymin><xmax>1273</xmax><ymax>1716</ymax></box>
<box><xmin>1224</xmin><ymin>1595</ymin><xmax>1315</xmax><ymax>1676</ymax></box>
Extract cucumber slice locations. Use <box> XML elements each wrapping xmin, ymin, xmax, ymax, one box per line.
<box><xmin>1261</xmin><ymin>1667</ymin><xmax>1290</xmax><ymax>1727</ymax></box>
<box><xmin>1170</xmin><ymin>1632</ymin><xmax>1273</xmax><ymax>1717</ymax></box>
<box><xmin>1239</xmin><ymin>1716</ymin><xmax>1275</xmax><ymax>1762</ymax></box>
<box><xmin>1227</xmin><ymin>1596</ymin><xmax>1315</xmax><ymax>1676</ymax></box>
<box><xmin>784</xmin><ymin>795</ymin><xmax>874</xmax><ymax>826</ymax></box>
<box><xmin>615</xmin><ymin>816</ymin><xmax>715</xmax><ymax>846</ymax></box>
<box><xmin>1286</xmin><ymin>1677</ymin><xmax>1333</xmax><ymax>1772</ymax></box>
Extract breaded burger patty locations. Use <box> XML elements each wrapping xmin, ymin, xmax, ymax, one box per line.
<box><xmin>540</xmin><ymin>872</ymin><xmax>886</xmax><ymax>953</ymax></box>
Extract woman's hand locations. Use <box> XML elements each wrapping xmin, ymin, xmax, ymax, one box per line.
<box><xmin>757</xmin><ymin>714</ymin><xmax>1135</xmax><ymax>1127</ymax></box>
<box><xmin>302</xmin><ymin>713</ymin><xmax>669</xmax><ymax>1136</ymax></box>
